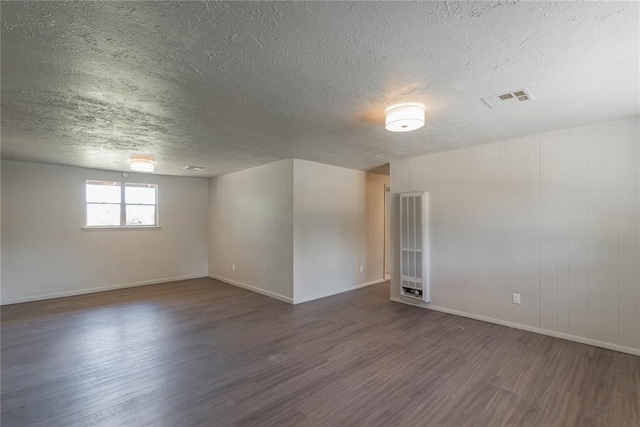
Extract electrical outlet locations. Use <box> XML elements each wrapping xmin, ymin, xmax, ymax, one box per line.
<box><xmin>359</xmin><ymin>265</ymin><xmax>363</xmax><ymax>273</ymax></box>
<box><xmin>232</xmin><ymin>264</ymin><xmax>236</xmax><ymax>271</ymax></box>
<box><xmin>512</xmin><ymin>293</ymin><xmax>521</xmax><ymax>305</ymax></box>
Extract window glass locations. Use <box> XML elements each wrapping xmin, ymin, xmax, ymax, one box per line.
<box><xmin>87</xmin><ymin>204</ymin><xmax>121</xmax><ymax>226</ymax></box>
<box><xmin>126</xmin><ymin>205</ymin><xmax>156</xmax><ymax>226</ymax></box>
<box><xmin>125</xmin><ymin>184</ymin><xmax>156</xmax><ymax>204</ymax></box>
<box><xmin>86</xmin><ymin>181</ymin><xmax>121</xmax><ymax>203</ymax></box>
<box><xmin>86</xmin><ymin>181</ymin><xmax>158</xmax><ymax>227</ymax></box>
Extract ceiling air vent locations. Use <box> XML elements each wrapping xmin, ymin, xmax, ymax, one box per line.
<box><xmin>183</xmin><ymin>165</ymin><xmax>205</xmax><ymax>171</ymax></box>
<box><xmin>481</xmin><ymin>88</ymin><xmax>534</xmax><ymax>109</ymax></box>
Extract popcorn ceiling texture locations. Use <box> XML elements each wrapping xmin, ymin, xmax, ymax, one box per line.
<box><xmin>1</xmin><ymin>1</ymin><xmax>638</xmax><ymax>176</ymax></box>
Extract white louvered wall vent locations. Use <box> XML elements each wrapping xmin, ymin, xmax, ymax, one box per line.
<box><xmin>481</xmin><ymin>88</ymin><xmax>535</xmax><ymax>109</ymax></box>
<box><xmin>400</xmin><ymin>192</ymin><xmax>430</xmax><ymax>302</ymax></box>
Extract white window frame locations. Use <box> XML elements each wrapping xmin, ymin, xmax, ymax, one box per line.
<box><xmin>83</xmin><ymin>180</ymin><xmax>160</xmax><ymax>231</ymax></box>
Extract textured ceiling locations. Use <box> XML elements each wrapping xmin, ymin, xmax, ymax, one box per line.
<box><xmin>1</xmin><ymin>1</ymin><xmax>638</xmax><ymax>177</ymax></box>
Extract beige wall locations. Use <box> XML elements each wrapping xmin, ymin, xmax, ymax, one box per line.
<box><xmin>368</xmin><ymin>173</ymin><xmax>390</xmax><ymax>282</ymax></box>
<box><xmin>1</xmin><ymin>160</ymin><xmax>209</xmax><ymax>304</ymax></box>
<box><xmin>384</xmin><ymin>183</ymin><xmax>391</xmax><ymax>277</ymax></box>
<box><xmin>390</xmin><ymin>117</ymin><xmax>640</xmax><ymax>353</ymax></box>
<box><xmin>208</xmin><ymin>159</ymin><xmax>294</xmax><ymax>302</ymax></box>
<box><xmin>293</xmin><ymin>160</ymin><xmax>388</xmax><ymax>303</ymax></box>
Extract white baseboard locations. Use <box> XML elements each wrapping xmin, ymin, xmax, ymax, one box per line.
<box><xmin>294</xmin><ymin>278</ymin><xmax>387</xmax><ymax>304</ymax></box>
<box><xmin>1</xmin><ymin>274</ymin><xmax>208</xmax><ymax>306</ymax></box>
<box><xmin>208</xmin><ymin>273</ymin><xmax>294</xmax><ymax>304</ymax></box>
<box><xmin>390</xmin><ymin>296</ymin><xmax>640</xmax><ymax>357</ymax></box>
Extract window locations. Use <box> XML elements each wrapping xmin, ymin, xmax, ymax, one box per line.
<box><xmin>86</xmin><ymin>181</ymin><xmax>158</xmax><ymax>227</ymax></box>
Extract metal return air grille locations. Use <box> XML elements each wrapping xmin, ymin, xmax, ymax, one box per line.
<box><xmin>481</xmin><ymin>88</ymin><xmax>535</xmax><ymax>109</ymax></box>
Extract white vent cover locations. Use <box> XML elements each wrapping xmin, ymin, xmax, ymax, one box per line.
<box><xmin>481</xmin><ymin>88</ymin><xmax>535</xmax><ymax>109</ymax></box>
<box><xmin>182</xmin><ymin>165</ymin><xmax>205</xmax><ymax>171</ymax></box>
<box><xmin>399</xmin><ymin>192</ymin><xmax>430</xmax><ymax>302</ymax></box>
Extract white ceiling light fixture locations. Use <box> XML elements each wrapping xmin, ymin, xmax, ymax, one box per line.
<box><xmin>385</xmin><ymin>103</ymin><xmax>425</xmax><ymax>132</ymax></box>
<box><xmin>130</xmin><ymin>154</ymin><xmax>155</xmax><ymax>172</ymax></box>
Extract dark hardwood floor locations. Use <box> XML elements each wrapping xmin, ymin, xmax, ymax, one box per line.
<box><xmin>1</xmin><ymin>278</ymin><xmax>638</xmax><ymax>426</ymax></box>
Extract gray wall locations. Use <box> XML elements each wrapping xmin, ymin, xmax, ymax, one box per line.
<box><xmin>390</xmin><ymin>116</ymin><xmax>639</xmax><ymax>353</ymax></box>
<box><xmin>1</xmin><ymin>160</ymin><xmax>209</xmax><ymax>304</ymax></box>
<box><xmin>293</xmin><ymin>160</ymin><xmax>388</xmax><ymax>303</ymax></box>
<box><xmin>208</xmin><ymin>159</ymin><xmax>295</xmax><ymax>301</ymax></box>
<box><xmin>207</xmin><ymin>158</ymin><xmax>388</xmax><ymax>304</ymax></box>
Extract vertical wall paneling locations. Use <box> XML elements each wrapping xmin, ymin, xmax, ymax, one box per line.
<box><xmin>465</xmin><ymin>146</ymin><xmax>488</xmax><ymax>316</ymax></box>
<box><xmin>556</xmin><ymin>130</ymin><xmax>571</xmax><ymax>333</ymax></box>
<box><xmin>408</xmin><ymin>155</ymin><xmax>437</xmax><ymax>304</ymax></box>
<box><xmin>529</xmin><ymin>136</ymin><xmax>542</xmax><ymax>328</ymax></box>
<box><xmin>499</xmin><ymin>141</ymin><xmax>512</xmax><ymax>319</ymax></box>
<box><xmin>390</xmin><ymin>159</ymin><xmax>411</xmax><ymax>301</ymax></box>
<box><xmin>540</xmin><ymin>131</ymin><xmax>559</xmax><ymax>331</ymax></box>
<box><xmin>409</xmin><ymin>155</ymin><xmax>435</xmax><ymax>193</ymax></box>
<box><xmin>453</xmin><ymin>149</ymin><xmax>475</xmax><ymax>313</ymax></box>
<box><xmin>436</xmin><ymin>152</ymin><xmax>458</xmax><ymax>308</ymax></box>
<box><xmin>568</xmin><ymin>126</ymin><xmax>589</xmax><ymax>338</ymax></box>
<box><xmin>484</xmin><ymin>144</ymin><xmax>502</xmax><ymax>317</ymax></box>
<box><xmin>443</xmin><ymin>151</ymin><xmax>466</xmax><ymax>312</ymax></box>
<box><xmin>586</xmin><ymin>121</ymin><xmax>619</xmax><ymax>343</ymax></box>
<box><xmin>508</xmin><ymin>138</ymin><xmax>532</xmax><ymax>325</ymax></box>
<box><xmin>390</xmin><ymin>117</ymin><xmax>640</xmax><ymax>352</ymax></box>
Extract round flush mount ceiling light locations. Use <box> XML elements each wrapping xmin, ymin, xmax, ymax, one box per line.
<box><xmin>130</xmin><ymin>155</ymin><xmax>155</xmax><ymax>172</ymax></box>
<box><xmin>385</xmin><ymin>103</ymin><xmax>425</xmax><ymax>132</ymax></box>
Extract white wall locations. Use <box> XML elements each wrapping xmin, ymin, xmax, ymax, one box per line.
<box><xmin>1</xmin><ymin>160</ymin><xmax>209</xmax><ymax>304</ymax></box>
<box><xmin>390</xmin><ymin>117</ymin><xmax>640</xmax><ymax>353</ymax></box>
<box><xmin>293</xmin><ymin>160</ymin><xmax>387</xmax><ymax>304</ymax></box>
<box><xmin>208</xmin><ymin>159</ymin><xmax>294</xmax><ymax>302</ymax></box>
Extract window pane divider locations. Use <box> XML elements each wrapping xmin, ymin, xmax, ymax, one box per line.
<box><xmin>120</xmin><ymin>183</ymin><xmax>126</xmax><ymax>226</ymax></box>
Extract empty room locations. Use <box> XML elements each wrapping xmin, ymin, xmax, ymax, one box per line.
<box><xmin>1</xmin><ymin>1</ymin><xmax>638</xmax><ymax>426</ymax></box>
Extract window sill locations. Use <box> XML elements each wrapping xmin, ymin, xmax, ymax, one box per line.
<box><xmin>82</xmin><ymin>226</ymin><xmax>162</xmax><ymax>231</ymax></box>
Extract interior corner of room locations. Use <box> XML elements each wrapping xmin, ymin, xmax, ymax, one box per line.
<box><xmin>207</xmin><ymin>158</ymin><xmax>390</xmax><ymax>304</ymax></box>
<box><xmin>1</xmin><ymin>157</ymin><xmax>392</xmax><ymax>305</ymax></box>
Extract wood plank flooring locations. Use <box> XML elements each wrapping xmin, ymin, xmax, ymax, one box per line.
<box><xmin>2</xmin><ymin>278</ymin><xmax>639</xmax><ymax>426</ymax></box>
